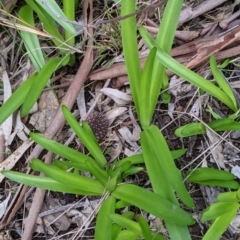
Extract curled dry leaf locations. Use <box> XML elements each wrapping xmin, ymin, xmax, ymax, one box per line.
<box><xmin>0</xmin><ymin>67</ymin><xmax>12</xmax><ymax>145</ymax></box>
<box><xmin>42</xmin><ymin>195</ymin><xmax>71</xmax><ymax>231</ymax></box>
<box><xmin>0</xmin><ymin>139</ymin><xmax>34</xmax><ymax>183</ymax></box>
<box><xmin>100</xmin><ymin>88</ymin><xmax>132</xmax><ymax>106</ymax></box>
<box><xmin>169</xmin><ymin>76</ymin><xmax>194</xmax><ymax>97</ymax></box>
<box><xmin>108</xmin><ymin>133</ymin><xmax>123</xmax><ymax>162</ymax></box>
<box><xmin>129</xmin><ymin>107</ymin><xmax>141</xmax><ymax>142</ymax></box>
<box><xmin>0</xmin><ymin>192</ymin><xmax>11</xmax><ymax>219</ymax></box>
<box><xmin>231</xmin><ymin>165</ymin><xmax>240</xmax><ymax>179</ymax></box>
<box><xmin>105</xmin><ymin>107</ymin><xmax>127</xmax><ymax>125</ymax></box>
<box><xmin>229</xmin><ymin>214</ymin><xmax>240</xmax><ymax>234</ymax></box>
<box><xmin>118</xmin><ymin>126</ymin><xmax>139</xmax><ymax>150</ymax></box>
<box><xmin>188</xmin><ymin>94</ymin><xmax>209</xmax><ymax>117</ymax></box>
<box><xmin>7</xmin><ymin>111</ymin><xmax>29</xmax><ymax>145</ymax></box>
<box><xmin>206</xmin><ymin>128</ymin><xmax>226</xmax><ymax>170</ymax></box>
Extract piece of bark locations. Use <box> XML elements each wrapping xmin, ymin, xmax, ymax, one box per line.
<box><xmin>89</xmin><ymin>24</ymin><xmax>240</xmax><ymax>82</ymax></box>
<box><xmin>219</xmin><ymin>9</ymin><xmax>240</xmax><ymax>29</ymax></box>
<box><xmin>178</xmin><ymin>0</ymin><xmax>229</xmax><ymax>27</ymax></box>
<box><xmin>186</xmin><ymin>25</ymin><xmax>240</xmax><ymax>68</ymax></box>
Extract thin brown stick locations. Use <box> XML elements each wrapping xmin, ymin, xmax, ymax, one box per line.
<box><xmin>20</xmin><ymin>1</ymin><xmax>94</xmax><ymax>239</ymax></box>
<box><xmin>0</xmin><ymin>0</ymin><xmax>94</xmax><ymax>233</ymax></box>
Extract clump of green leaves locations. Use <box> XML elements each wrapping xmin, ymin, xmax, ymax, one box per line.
<box><xmin>0</xmin><ymin>0</ymin><xmax>77</xmax><ymax>122</ymax></box>
<box><xmin>2</xmin><ymin>0</ymin><xmax>240</xmax><ymax>239</ymax></box>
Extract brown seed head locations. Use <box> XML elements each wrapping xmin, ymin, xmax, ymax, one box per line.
<box><xmin>86</xmin><ymin>111</ymin><xmax>109</xmax><ymax>142</ymax></box>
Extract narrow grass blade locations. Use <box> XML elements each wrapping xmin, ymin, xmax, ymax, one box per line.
<box><xmin>62</xmin><ymin>105</ymin><xmax>107</xmax><ymax>168</ymax></box>
<box><xmin>19</xmin><ymin>5</ymin><xmax>45</xmax><ymax>71</ymax></box>
<box><xmin>63</xmin><ymin>0</ymin><xmax>75</xmax><ymax>46</ymax></box>
<box><xmin>115</xmin><ymin>149</ymin><xmax>184</xmax><ymax>168</ymax></box>
<box><xmin>30</xmin><ymin>132</ymin><xmax>95</xmax><ymax>171</ymax></box>
<box><xmin>21</xmin><ymin>57</ymin><xmax>63</xmax><ymax>117</ymax></box>
<box><xmin>210</xmin><ymin>54</ymin><xmax>237</xmax><ymax>109</ymax></box>
<box><xmin>35</xmin><ymin>0</ymin><xmax>76</xmax><ymax>35</ymax></box>
<box><xmin>25</xmin><ymin>0</ymin><xmax>65</xmax><ymax>48</ymax></box>
<box><xmin>0</xmin><ymin>73</ymin><xmax>36</xmax><ymax>125</ymax></box>
<box><xmin>139</xmin><ymin>47</ymin><xmax>157</xmax><ymax>127</ymax></box>
<box><xmin>95</xmin><ymin>196</ymin><xmax>116</xmax><ymax>240</ymax></box>
<box><xmin>139</xmin><ymin>26</ymin><xmax>237</xmax><ymax>111</ymax></box>
<box><xmin>1</xmin><ymin>170</ymin><xmax>98</xmax><ymax>195</ymax></box>
<box><xmin>112</xmin><ymin>184</ymin><xmax>195</xmax><ymax>225</ymax></box>
<box><xmin>121</xmin><ymin>0</ymin><xmax>141</xmax><ymax>119</ymax></box>
<box><xmin>151</xmin><ymin>0</ymin><xmax>183</xmax><ymax>103</ymax></box>
<box><xmin>30</xmin><ymin>159</ymin><xmax>104</xmax><ymax>195</ymax></box>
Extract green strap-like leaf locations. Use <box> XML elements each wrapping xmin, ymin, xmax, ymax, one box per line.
<box><xmin>30</xmin><ymin>159</ymin><xmax>104</xmax><ymax>195</ymax></box>
<box><xmin>201</xmin><ymin>201</ymin><xmax>239</xmax><ymax>221</ymax></box>
<box><xmin>21</xmin><ymin>57</ymin><xmax>64</xmax><ymax>117</ymax></box>
<box><xmin>121</xmin><ymin>0</ymin><xmax>141</xmax><ymax>120</ymax></box>
<box><xmin>112</xmin><ymin>184</ymin><xmax>195</xmax><ymax>225</ymax></box>
<box><xmin>142</xmin><ymin>125</ymin><xmax>195</xmax><ymax>208</ymax></box>
<box><xmin>139</xmin><ymin>26</ymin><xmax>237</xmax><ymax>111</ymax></box>
<box><xmin>202</xmin><ymin>202</ymin><xmax>239</xmax><ymax>240</ymax></box>
<box><xmin>95</xmin><ymin>196</ymin><xmax>116</xmax><ymax>240</ymax></box>
<box><xmin>112</xmin><ymin>212</ymin><xmax>135</xmax><ymax>240</ymax></box>
<box><xmin>115</xmin><ymin>230</ymin><xmax>139</xmax><ymax>240</ymax></box>
<box><xmin>175</xmin><ymin>122</ymin><xmax>206</xmax><ymax>137</ymax></box>
<box><xmin>136</xmin><ymin>216</ymin><xmax>154</xmax><ymax>240</ymax></box>
<box><xmin>62</xmin><ymin>105</ymin><xmax>107</xmax><ymax>168</ymax></box>
<box><xmin>19</xmin><ymin>5</ymin><xmax>45</xmax><ymax>71</ymax></box>
<box><xmin>217</xmin><ymin>191</ymin><xmax>238</xmax><ymax>202</ymax></box>
<box><xmin>139</xmin><ymin>47</ymin><xmax>157</xmax><ymax>127</ymax></box>
<box><xmin>35</xmin><ymin>0</ymin><xmax>76</xmax><ymax>35</ymax></box>
<box><xmin>30</xmin><ymin>132</ymin><xmax>95</xmax><ymax>171</ymax></box>
<box><xmin>210</xmin><ymin>54</ymin><xmax>237</xmax><ymax>110</ymax></box>
<box><xmin>0</xmin><ymin>73</ymin><xmax>36</xmax><ymax>125</ymax></box>
<box><xmin>1</xmin><ymin>170</ymin><xmax>98</xmax><ymax>195</ymax></box>
<box><xmin>189</xmin><ymin>179</ymin><xmax>239</xmax><ymax>189</ymax></box>
<box><xmin>25</xmin><ymin>0</ymin><xmax>65</xmax><ymax>48</ymax></box>
<box><xmin>187</xmin><ymin>168</ymin><xmax>236</xmax><ymax>181</ymax></box>
<box><xmin>85</xmin><ymin>160</ymin><xmax>108</xmax><ymax>186</ymax></box>
<box><xmin>151</xmin><ymin>0</ymin><xmax>183</xmax><ymax>104</ymax></box>
<box><xmin>109</xmin><ymin>214</ymin><xmax>142</xmax><ymax>237</ymax></box>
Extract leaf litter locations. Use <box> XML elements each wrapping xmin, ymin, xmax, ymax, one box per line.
<box><xmin>1</xmin><ymin>0</ymin><xmax>240</xmax><ymax>239</ymax></box>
